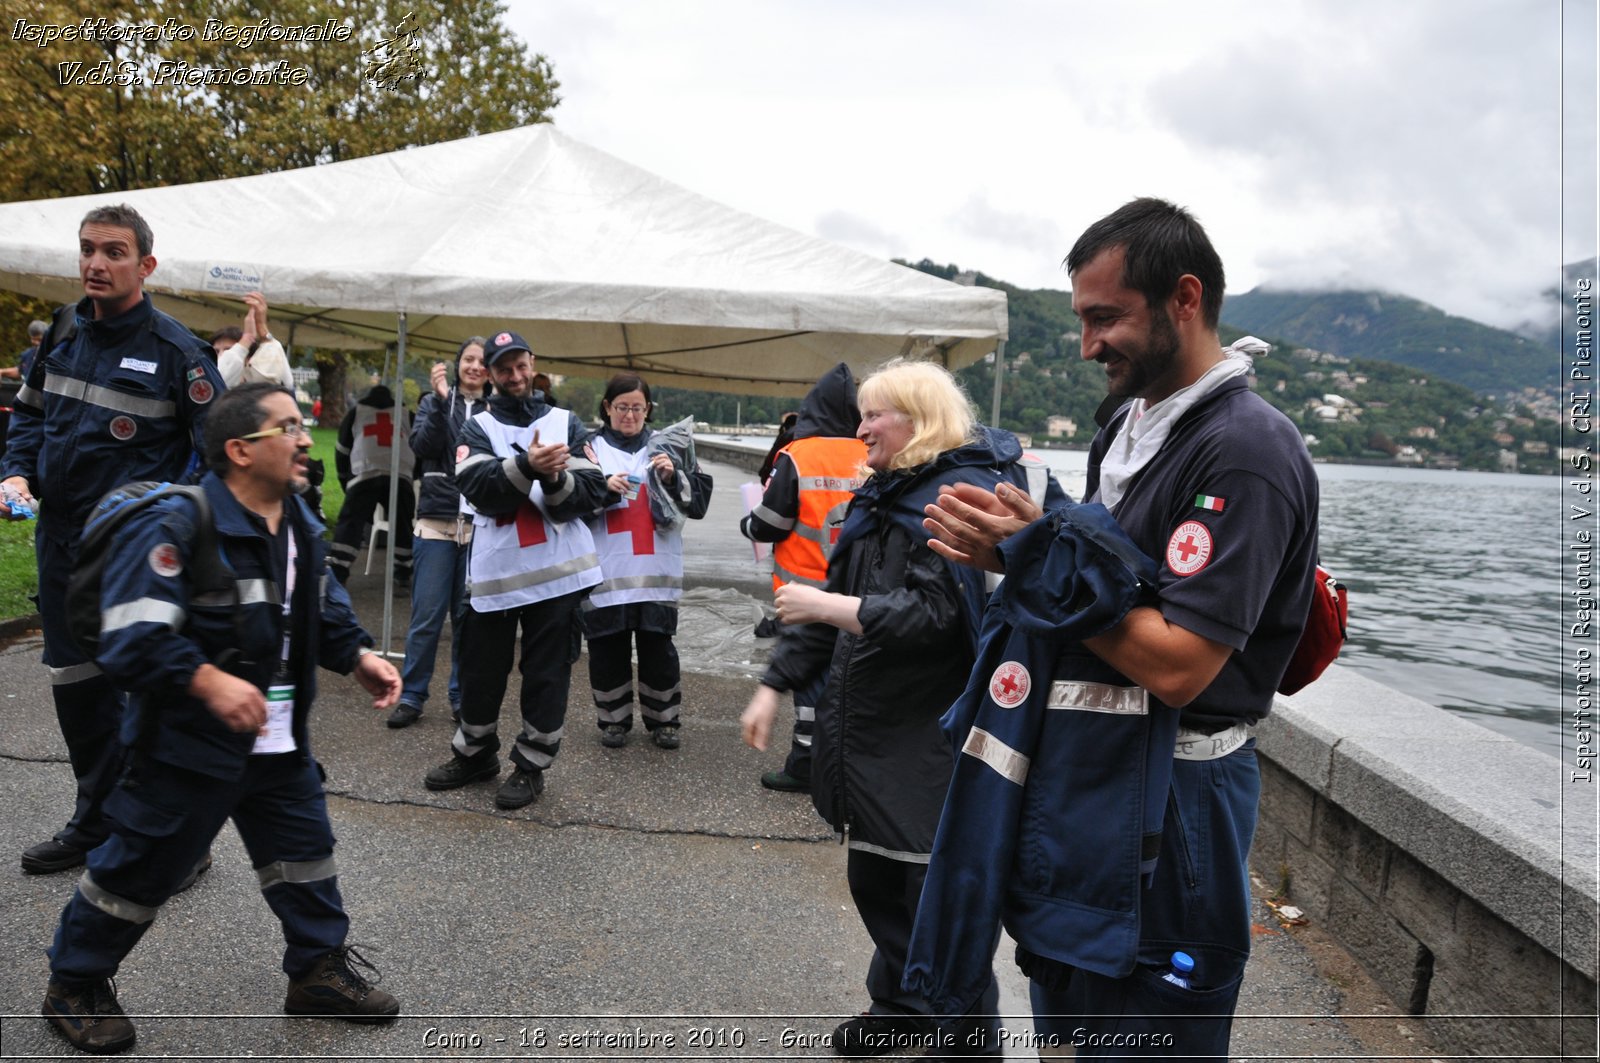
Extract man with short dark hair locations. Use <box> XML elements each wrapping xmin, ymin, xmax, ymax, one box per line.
<box><xmin>916</xmin><ymin>198</ymin><xmax>1319</xmax><ymax>1057</ymax></box>
<box><xmin>1</xmin><ymin>204</ymin><xmax>226</xmax><ymax>877</ymax></box>
<box><xmin>41</xmin><ymin>382</ymin><xmax>404</xmax><ymax>1055</ymax></box>
<box><xmin>423</xmin><ymin>330</ymin><xmax>609</xmax><ymax>809</ymax></box>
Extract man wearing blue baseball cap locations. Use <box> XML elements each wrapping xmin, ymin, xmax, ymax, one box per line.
<box><xmin>423</xmin><ymin>331</ymin><xmax>610</xmax><ymax>809</ymax></box>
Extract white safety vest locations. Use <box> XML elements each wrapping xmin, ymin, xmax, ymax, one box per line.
<box><xmin>348</xmin><ymin>402</ymin><xmax>414</xmax><ymax>487</ymax></box>
<box><xmin>465</xmin><ymin>407</ymin><xmax>601</xmax><ymax>612</ymax></box>
<box><xmin>586</xmin><ymin>434</ymin><xmax>683</xmax><ymax>611</ymax></box>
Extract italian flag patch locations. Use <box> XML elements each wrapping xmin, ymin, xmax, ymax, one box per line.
<box><xmin>1194</xmin><ymin>494</ymin><xmax>1226</xmax><ymax>512</ymax></box>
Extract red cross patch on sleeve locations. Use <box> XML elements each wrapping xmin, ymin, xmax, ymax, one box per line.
<box><xmin>1166</xmin><ymin>520</ymin><xmax>1213</xmax><ymax>576</ymax></box>
<box><xmin>149</xmin><ymin>543</ymin><xmax>183</xmax><ymax>578</ymax></box>
<box><xmin>989</xmin><ymin>661</ymin><xmax>1030</xmax><ymax>708</ymax></box>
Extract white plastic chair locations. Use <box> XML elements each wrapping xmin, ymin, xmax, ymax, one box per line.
<box><xmin>364</xmin><ymin>503</ymin><xmax>390</xmax><ymax>575</ymax></box>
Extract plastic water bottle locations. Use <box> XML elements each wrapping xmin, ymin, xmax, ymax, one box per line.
<box><xmin>1161</xmin><ymin>950</ymin><xmax>1196</xmax><ymax>989</ymax></box>
<box><xmin>1</xmin><ymin>487</ymin><xmax>33</xmax><ymax>521</ymax></box>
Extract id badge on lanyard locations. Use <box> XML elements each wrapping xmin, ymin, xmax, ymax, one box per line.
<box><xmin>252</xmin><ymin>530</ymin><xmax>298</xmax><ymax>755</ymax></box>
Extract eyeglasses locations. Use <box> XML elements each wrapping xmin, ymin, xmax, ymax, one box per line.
<box><xmin>609</xmin><ymin>404</ymin><xmax>648</xmax><ymax>415</ymax></box>
<box><xmin>239</xmin><ymin>422</ymin><xmax>310</xmax><ymax>441</ymax></box>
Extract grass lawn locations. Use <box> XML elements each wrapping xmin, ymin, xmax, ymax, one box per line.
<box><xmin>0</xmin><ymin>426</ymin><xmax>348</xmax><ymax>624</ymax></box>
<box><xmin>0</xmin><ymin>516</ymin><xmax>36</xmax><ymax>621</ymax></box>
<box><xmin>308</xmin><ymin>425</ymin><xmax>345</xmax><ymax>524</ymax></box>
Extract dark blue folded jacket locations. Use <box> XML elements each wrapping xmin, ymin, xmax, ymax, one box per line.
<box><xmin>904</xmin><ymin>504</ymin><xmax>1178</xmax><ymax>1016</ymax></box>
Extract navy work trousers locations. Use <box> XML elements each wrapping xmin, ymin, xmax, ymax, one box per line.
<box><xmin>36</xmin><ymin>522</ymin><xmax>125</xmax><ymax>850</ymax></box>
<box><xmin>50</xmin><ymin>752</ymin><xmax>348</xmax><ymax>984</ymax></box>
<box><xmin>586</xmin><ymin>626</ymin><xmax>681</xmax><ymax>732</ymax></box>
<box><xmin>452</xmin><ymin>591</ymin><xmax>584</xmax><ymax>773</ymax></box>
<box><xmin>1028</xmin><ymin>742</ymin><xmax>1261</xmax><ymax>1060</ymax></box>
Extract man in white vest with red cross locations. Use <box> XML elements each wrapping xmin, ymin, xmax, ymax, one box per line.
<box><xmin>329</xmin><ymin>382</ymin><xmax>415</xmax><ymax>585</ymax></box>
<box><xmin>423</xmin><ymin>331</ymin><xmax>610</xmax><ymax>809</ymax></box>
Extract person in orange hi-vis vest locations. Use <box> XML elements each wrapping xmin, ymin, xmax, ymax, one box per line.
<box><xmin>740</xmin><ymin>362</ymin><xmax>865</xmax><ymax>793</ymax></box>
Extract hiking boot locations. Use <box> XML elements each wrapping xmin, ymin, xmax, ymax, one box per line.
<box><xmin>284</xmin><ymin>945</ymin><xmax>399</xmax><ymax>1023</ymax></box>
<box><xmin>424</xmin><ymin>753</ymin><xmax>500</xmax><ymax>791</ymax></box>
<box><xmin>22</xmin><ymin>837</ymin><xmax>86</xmax><ymax>875</ymax></box>
<box><xmin>174</xmin><ymin>851</ymin><xmax>213</xmax><ymax>894</ymax></box>
<box><xmin>599</xmin><ymin>724</ymin><xmax>628</xmax><ymax>748</ymax></box>
<box><xmin>761</xmin><ymin>769</ymin><xmax>810</xmax><ymax>793</ymax></box>
<box><xmin>386</xmin><ymin>703</ymin><xmax>422</xmax><ymax>729</ymax></box>
<box><xmin>43</xmin><ymin>977</ymin><xmax>137</xmax><ymax>1054</ymax></box>
<box><xmin>652</xmin><ymin>726</ymin><xmax>681</xmax><ymax>750</ymax></box>
<box><xmin>494</xmin><ymin>767</ymin><xmax>544</xmax><ymax>810</ymax></box>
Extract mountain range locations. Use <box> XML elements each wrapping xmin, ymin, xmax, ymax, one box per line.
<box><xmin>1219</xmin><ymin>287</ymin><xmax>1561</xmax><ymax>397</ymax></box>
<box><xmin>898</xmin><ymin>258</ymin><xmax>1566</xmax><ymax>473</ymax></box>
<box><xmin>660</xmin><ymin>259</ymin><xmax>1575</xmax><ymax>473</ymax></box>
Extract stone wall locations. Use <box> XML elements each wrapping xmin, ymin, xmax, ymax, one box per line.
<box><xmin>695</xmin><ymin>438</ymin><xmax>767</xmax><ymax>476</ymax></box>
<box><xmin>1253</xmin><ymin>667</ymin><xmax>1598</xmax><ymax>1058</ymax></box>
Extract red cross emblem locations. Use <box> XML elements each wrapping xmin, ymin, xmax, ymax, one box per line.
<box><xmin>989</xmin><ymin>661</ymin><xmax>1030</xmax><ymax>708</ymax></box>
<box><xmin>363</xmin><ymin>411</ymin><xmax>394</xmax><ymax>447</ymax></box>
<box><xmin>494</xmin><ymin>499</ymin><xmax>548</xmax><ymax>547</ymax></box>
<box><xmin>605</xmin><ymin>483</ymin><xmax>656</xmax><ymax>555</ymax></box>
<box><xmin>109</xmin><ymin>416</ymin><xmax>137</xmax><ymax>441</ymax></box>
<box><xmin>187</xmin><ymin>379</ymin><xmax>214</xmax><ymax>405</ymax></box>
<box><xmin>148</xmin><ymin>542</ymin><xmax>182</xmax><ymax>578</ymax></box>
<box><xmin>1166</xmin><ymin>520</ymin><xmax>1213</xmax><ymax>576</ymax></box>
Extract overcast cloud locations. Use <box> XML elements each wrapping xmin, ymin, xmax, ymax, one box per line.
<box><xmin>503</xmin><ymin>0</ymin><xmax>1596</xmax><ymax>333</ymax></box>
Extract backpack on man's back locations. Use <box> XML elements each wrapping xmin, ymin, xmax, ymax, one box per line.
<box><xmin>66</xmin><ymin>482</ymin><xmax>236</xmax><ymax>660</ymax></box>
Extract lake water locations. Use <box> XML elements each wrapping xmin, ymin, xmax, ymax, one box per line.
<box><xmin>1032</xmin><ymin>449</ymin><xmax>1566</xmax><ymax>758</ymax></box>
<box><xmin>701</xmin><ymin>435</ymin><xmax>1568</xmax><ymax>759</ymax></box>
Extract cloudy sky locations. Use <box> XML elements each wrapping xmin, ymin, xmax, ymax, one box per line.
<box><xmin>501</xmin><ymin>0</ymin><xmax>1595</xmax><ymax>335</ymax></box>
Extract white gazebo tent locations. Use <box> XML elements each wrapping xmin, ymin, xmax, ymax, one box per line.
<box><xmin>0</xmin><ymin>123</ymin><xmax>1005</xmax><ymax>394</ymax></box>
<box><xmin>0</xmin><ymin>123</ymin><xmax>1009</xmax><ymax>647</ymax></box>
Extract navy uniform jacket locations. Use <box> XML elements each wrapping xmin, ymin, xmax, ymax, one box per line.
<box><xmin>762</xmin><ymin>427</ymin><xmax>1068</xmax><ymax>857</ymax></box>
<box><xmin>3</xmin><ymin>294</ymin><xmax>222</xmax><ymax>537</ymax></box>
<box><xmin>904</xmin><ymin>507</ymin><xmax>1165</xmax><ymax>1014</ymax></box>
<box><xmin>94</xmin><ymin>472</ymin><xmax>372</xmax><ymax>780</ymax></box>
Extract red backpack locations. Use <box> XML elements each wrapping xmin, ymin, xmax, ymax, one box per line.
<box><xmin>1278</xmin><ymin>565</ymin><xmax>1348</xmax><ymax>695</ymax></box>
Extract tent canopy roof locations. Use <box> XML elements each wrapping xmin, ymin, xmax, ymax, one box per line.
<box><xmin>0</xmin><ymin>124</ymin><xmax>1005</xmax><ymax>398</ymax></box>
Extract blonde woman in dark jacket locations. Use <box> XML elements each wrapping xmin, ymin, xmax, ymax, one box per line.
<box><xmin>742</xmin><ymin>360</ymin><xmax>1065</xmax><ymax>1058</ymax></box>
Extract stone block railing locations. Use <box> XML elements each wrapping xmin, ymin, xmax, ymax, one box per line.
<box><xmin>695</xmin><ymin>438</ymin><xmax>767</xmax><ymax>476</ymax></box>
<box><xmin>1254</xmin><ymin>666</ymin><xmax>1598</xmax><ymax>1057</ymax></box>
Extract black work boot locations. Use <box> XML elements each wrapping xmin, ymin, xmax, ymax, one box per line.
<box><xmin>22</xmin><ymin>837</ymin><xmax>86</xmax><ymax>874</ymax></box>
<box><xmin>284</xmin><ymin>945</ymin><xmax>400</xmax><ymax>1022</ymax></box>
<box><xmin>43</xmin><ymin>977</ymin><xmax>137</xmax><ymax>1054</ymax></box>
<box><xmin>494</xmin><ymin>766</ymin><xmax>545</xmax><ymax>810</ymax></box>
<box><xmin>423</xmin><ymin>752</ymin><xmax>500</xmax><ymax>791</ymax></box>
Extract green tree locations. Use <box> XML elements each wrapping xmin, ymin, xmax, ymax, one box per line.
<box><xmin>0</xmin><ymin>0</ymin><xmax>560</xmax><ymax>420</ymax></box>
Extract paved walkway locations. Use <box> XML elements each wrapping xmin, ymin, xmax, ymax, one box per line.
<box><xmin>0</xmin><ymin>456</ymin><xmax>1438</xmax><ymax>1060</ymax></box>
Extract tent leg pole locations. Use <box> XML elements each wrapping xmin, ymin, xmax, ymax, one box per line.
<box><xmin>381</xmin><ymin>312</ymin><xmax>407</xmax><ymax>658</ymax></box>
<box><xmin>990</xmin><ymin>339</ymin><xmax>1005</xmax><ymax>427</ymax></box>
